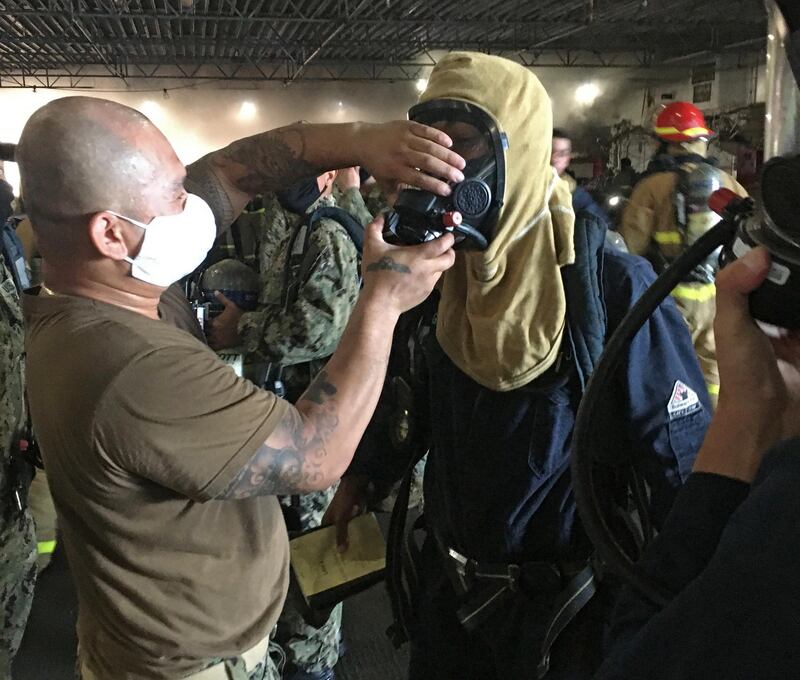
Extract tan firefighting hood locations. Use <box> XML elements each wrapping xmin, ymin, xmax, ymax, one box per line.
<box><xmin>421</xmin><ymin>52</ymin><xmax>575</xmax><ymax>391</ymax></box>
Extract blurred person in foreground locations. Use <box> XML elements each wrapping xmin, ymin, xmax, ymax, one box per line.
<box><xmin>595</xmin><ymin>246</ymin><xmax>800</xmax><ymax>679</ymax></box>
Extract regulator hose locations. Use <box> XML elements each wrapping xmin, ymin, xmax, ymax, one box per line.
<box><xmin>571</xmin><ymin>218</ymin><xmax>737</xmax><ymax>607</ymax></box>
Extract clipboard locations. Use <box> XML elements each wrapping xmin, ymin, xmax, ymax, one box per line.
<box><xmin>289</xmin><ymin>512</ymin><xmax>386</xmax><ymax>610</ymax></box>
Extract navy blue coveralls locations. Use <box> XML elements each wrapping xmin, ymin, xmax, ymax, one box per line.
<box><xmin>595</xmin><ymin>440</ymin><xmax>800</xmax><ymax>680</ymax></box>
<box><xmin>407</xmin><ymin>246</ymin><xmax>710</xmax><ymax>680</ymax></box>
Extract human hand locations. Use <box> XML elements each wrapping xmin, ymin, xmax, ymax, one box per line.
<box><xmin>321</xmin><ymin>475</ymin><xmax>372</xmax><ymax>552</ymax></box>
<box><xmin>356</xmin><ymin>121</ymin><xmax>466</xmax><ymax>197</ymax></box>
<box><xmin>207</xmin><ymin>292</ymin><xmax>244</xmax><ymax>350</ymax></box>
<box><xmin>335</xmin><ymin>166</ymin><xmax>361</xmax><ymax>192</ymax></box>
<box><xmin>695</xmin><ymin>247</ymin><xmax>800</xmax><ymax>481</ymax></box>
<box><xmin>715</xmin><ymin>247</ymin><xmax>800</xmax><ymax>433</ymax></box>
<box><xmin>360</xmin><ymin>216</ymin><xmax>455</xmax><ymax>318</ymax></box>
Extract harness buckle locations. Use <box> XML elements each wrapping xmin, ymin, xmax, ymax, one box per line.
<box><xmin>447</xmin><ymin>548</ymin><xmax>476</xmax><ymax>592</ymax></box>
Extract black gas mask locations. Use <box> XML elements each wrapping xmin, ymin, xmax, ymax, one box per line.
<box><xmin>715</xmin><ymin>156</ymin><xmax>800</xmax><ymax>328</ymax></box>
<box><xmin>383</xmin><ymin>99</ymin><xmax>507</xmax><ymax>251</ymax></box>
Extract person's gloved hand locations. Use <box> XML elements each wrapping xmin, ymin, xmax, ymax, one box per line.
<box><xmin>207</xmin><ymin>291</ymin><xmax>244</xmax><ymax>351</ymax></box>
<box><xmin>356</xmin><ymin>121</ymin><xmax>465</xmax><ymax>197</ymax></box>
<box><xmin>694</xmin><ymin>246</ymin><xmax>800</xmax><ymax>481</ymax></box>
<box><xmin>321</xmin><ymin>475</ymin><xmax>372</xmax><ymax>552</ymax></box>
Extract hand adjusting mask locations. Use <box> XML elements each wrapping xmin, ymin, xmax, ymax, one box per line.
<box><xmin>383</xmin><ymin>99</ymin><xmax>508</xmax><ymax>251</ymax></box>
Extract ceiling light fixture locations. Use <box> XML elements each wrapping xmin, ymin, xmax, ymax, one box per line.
<box><xmin>575</xmin><ymin>82</ymin><xmax>601</xmax><ymax>105</ymax></box>
<box><xmin>140</xmin><ymin>100</ymin><xmax>161</xmax><ymax>119</ymax></box>
<box><xmin>238</xmin><ymin>101</ymin><xmax>257</xmax><ymax>120</ymax></box>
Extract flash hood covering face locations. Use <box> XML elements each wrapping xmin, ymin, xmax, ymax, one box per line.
<box><xmin>420</xmin><ymin>51</ymin><xmax>575</xmax><ymax>392</ymax></box>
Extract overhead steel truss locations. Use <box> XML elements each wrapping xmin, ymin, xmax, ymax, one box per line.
<box><xmin>0</xmin><ymin>0</ymin><xmax>768</xmax><ymax>86</ymax></box>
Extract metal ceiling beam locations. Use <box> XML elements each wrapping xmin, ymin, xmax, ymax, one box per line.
<box><xmin>0</xmin><ymin>7</ymin><xmax>763</xmax><ymax>31</ymax></box>
<box><xmin>65</xmin><ymin>15</ymin><xmax>129</xmax><ymax>83</ymax></box>
<box><xmin>0</xmin><ymin>30</ymin><xmax>763</xmax><ymax>55</ymax></box>
<box><xmin>0</xmin><ymin>0</ymin><xmax>766</xmax><ymax>84</ymax></box>
<box><xmin>0</xmin><ymin>51</ymin><xmax>705</xmax><ymax>86</ymax></box>
<box><xmin>285</xmin><ymin>0</ymin><xmax>371</xmax><ymax>83</ymax></box>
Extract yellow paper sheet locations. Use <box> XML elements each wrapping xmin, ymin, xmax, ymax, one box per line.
<box><xmin>290</xmin><ymin>513</ymin><xmax>386</xmax><ymax>598</ymax></box>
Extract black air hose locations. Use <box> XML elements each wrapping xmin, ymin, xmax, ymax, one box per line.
<box><xmin>571</xmin><ymin>219</ymin><xmax>737</xmax><ymax>607</ymax></box>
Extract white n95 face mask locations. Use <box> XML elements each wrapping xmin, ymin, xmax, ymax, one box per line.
<box><xmin>108</xmin><ymin>193</ymin><xmax>217</xmax><ymax>288</ymax></box>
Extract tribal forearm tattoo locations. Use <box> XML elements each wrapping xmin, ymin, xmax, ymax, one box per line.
<box><xmin>366</xmin><ymin>256</ymin><xmax>411</xmax><ymax>274</ymax></box>
<box><xmin>217</xmin><ymin>370</ymin><xmax>340</xmax><ymax>499</ymax></box>
<box><xmin>184</xmin><ymin>157</ymin><xmax>236</xmax><ymax>230</ymax></box>
<box><xmin>216</xmin><ymin>127</ymin><xmax>319</xmax><ymax>196</ymax></box>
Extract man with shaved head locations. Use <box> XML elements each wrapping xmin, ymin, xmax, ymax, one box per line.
<box><xmin>16</xmin><ymin>96</ymin><xmax>462</xmax><ymax>680</ymax></box>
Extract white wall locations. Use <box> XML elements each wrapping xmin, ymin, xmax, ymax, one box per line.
<box><xmin>0</xmin><ymin>54</ymin><xmax>765</xmax><ymax>194</ymax></box>
<box><xmin>534</xmin><ymin>65</ymin><xmax>694</xmax><ymax>131</ymax></box>
<box><xmin>0</xmin><ymin>80</ymin><xmax>421</xmax><ymax>194</ymax></box>
<box><xmin>0</xmin><ymin>68</ymin><xmax>652</xmax><ymax>194</ymax></box>
<box><xmin>641</xmin><ymin>54</ymin><xmax>766</xmax><ymax>116</ymax></box>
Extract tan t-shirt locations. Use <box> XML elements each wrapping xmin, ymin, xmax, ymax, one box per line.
<box><xmin>158</xmin><ymin>282</ymin><xmax>205</xmax><ymax>342</ymax></box>
<box><xmin>23</xmin><ymin>291</ymin><xmax>290</xmax><ymax>679</ymax></box>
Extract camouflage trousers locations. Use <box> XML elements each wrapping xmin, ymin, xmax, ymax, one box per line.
<box><xmin>0</xmin><ymin>497</ymin><xmax>37</xmax><ymax>678</ymax></box>
<box><xmin>209</xmin><ymin>648</ymin><xmax>281</xmax><ymax>680</ymax></box>
<box><xmin>277</xmin><ymin>487</ymin><xmax>342</xmax><ymax>675</ymax></box>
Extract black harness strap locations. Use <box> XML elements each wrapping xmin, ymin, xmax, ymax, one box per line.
<box><xmin>385</xmin><ymin>444</ymin><xmax>427</xmax><ymax>647</ymax></box>
<box><xmin>536</xmin><ymin>564</ymin><xmax>597</xmax><ymax>679</ymax></box>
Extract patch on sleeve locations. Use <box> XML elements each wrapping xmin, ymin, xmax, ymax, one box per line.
<box><xmin>667</xmin><ymin>380</ymin><xmax>702</xmax><ymax>420</ymax></box>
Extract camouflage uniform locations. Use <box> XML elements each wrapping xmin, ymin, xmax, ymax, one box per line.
<box><xmin>237</xmin><ymin>188</ymin><xmax>371</xmax><ymax>677</ymax></box>
<box><xmin>194</xmin><ymin>641</ymin><xmax>284</xmax><ymax>680</ymax></box>
<box><xmin>213</xmin><ymin>194</ymin><xmax>299</xmax><ymax>274</ymax></box>
<box><xmin>0</xmin><ymin>254</ymin><xmax>36</xmax><ymax>677</ymax></box>
<box><xmin>361</xmin><ymin>185</ymin><xmax>390</xmax><ymax>220</ymax></box>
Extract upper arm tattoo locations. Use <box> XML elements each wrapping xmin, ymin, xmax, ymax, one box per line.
<box><xmin>184</xmin><ymin>158</ymin><xmax>236</xmax><ymax>234</ymax></box>
<box><xmin>216</xmin><ymin>127</ymin><xmax>318</xmax><ymax>197</ymax></box>
<box><xmin>217</xmin><ymin>370</ymin><xmax>340</xmax><ymax>499</ymax></box>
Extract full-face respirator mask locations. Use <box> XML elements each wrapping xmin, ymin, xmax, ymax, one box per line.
<box><xmin>717</xmin><ymin>155</ymin><xmax>800</xmax><ymax>328</ymax></box>
<box><xmin>572</xmin><ymin>0</ymin><xmax>800</xmax><ymax>608</ymax></box>
<box><xmin>382</xmin><ymin>99</ymin><xmax>508</xmax><ymax>251</ymax></box>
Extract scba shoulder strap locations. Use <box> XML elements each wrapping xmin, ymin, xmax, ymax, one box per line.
<box><xmin>261</xmin><ymin>206</ymin><xmax>366</xmax><ymax>396</ymax></box>
<box><xmin>2</xmin><ymin>220</ymin><xmax>30</xmax><ymax>292</ymax></box>
<box><xmin>281</xmin><ymin>206</ymin><xmax>365</xmax><ymax>312</ymax></box>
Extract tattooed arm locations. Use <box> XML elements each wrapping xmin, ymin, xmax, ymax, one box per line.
<box><xmin>217</xmin><ymin>218</ymin><xmax>456</xmax><ymax>498</ymax></box>
<box><xmin>219</xmin><ymin>296</ymin><xmax>395</xmax><ymax>497</ymax></box>
<box><xmin>191</xmin><ymin>121</ymin><xmax>465</xmax><ymax>232</ymax></box>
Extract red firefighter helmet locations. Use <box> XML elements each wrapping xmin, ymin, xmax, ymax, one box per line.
<box><xmin>654</xmin><ymin>102</ymin><xmax>715</xmax><ymax>142</ymax></box>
